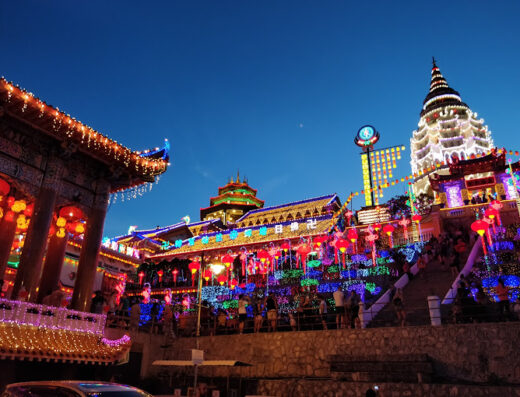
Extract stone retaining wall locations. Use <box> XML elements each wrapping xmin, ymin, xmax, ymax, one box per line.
<box><xmin>107</xmin><ymin>322</ymin><xmax>520</xmax><ymax>386</ymax></box>
<box><xmin>256</xmin><ymin>379</ymin><xmax>520</xmax><ymax>397</ymax></box>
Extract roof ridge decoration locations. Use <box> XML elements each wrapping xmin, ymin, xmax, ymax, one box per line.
<box><xmin>0</xmin><ymin>78</ymin><xmax>170</xmax><ymax>185</ymax></box>
<box><xmin>236</xmin><ymin>194</ymin><xmax>338</xmax><ymax>222</ymax></box>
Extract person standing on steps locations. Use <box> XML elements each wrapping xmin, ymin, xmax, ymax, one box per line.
<box><xmin>238</xmin><ymin>294</ymin><xmax>249</xmax><ymax>334</ymax></box>
<box><xmin>392</xmin><ymin>287</ymin><xmax>406</xmax><ymax>327</ymax></box>
<box><xmin>333</xmin><ymin>285</ymin><xmax>345</xmax><ymax>329</ymax></box>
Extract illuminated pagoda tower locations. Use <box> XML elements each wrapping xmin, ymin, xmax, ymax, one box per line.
<box><xmin>200</xmin><ymin>172</ymin><xmax>264</xmax><ymax>224</ymax></box>
<box><xmin>410</xmin><ymin>59</ymin><xmax>494</xmax><ymax>194</ymax></box>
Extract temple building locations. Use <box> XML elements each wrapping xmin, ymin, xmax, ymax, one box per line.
<box><xmin>410</xmin><ymin>59</ymin><xmax>495</xmax><ymax>194</ymax></box>
<box><xmin>0</xmin><ymin>78</ymin><xmax>169</xmax><ymax>311</ymax></box>
<box><xmin>200</xmin><ymin>173</ymin><xmax>264</xmax><ymax>224</ymax></box>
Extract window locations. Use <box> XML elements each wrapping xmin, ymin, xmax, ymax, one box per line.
<box><xmin>6</xmin><ymin>386</ymin><xmax>80</xmax><ymax>397</ymax></box>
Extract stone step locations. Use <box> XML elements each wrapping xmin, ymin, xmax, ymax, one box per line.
<box><xmin>331</xmin><ymin>370</ymin><xmax>432</xmax><ymax>383</ymax></box>
<box><xmin>330</xmin><ymin>361</ymin><xmax>433</xmax><ymax>374</ymax></box>
<box><xmin>328</xmin><ymin>353</ymin><xmax>430</xmax><ymax>362</ymax></box>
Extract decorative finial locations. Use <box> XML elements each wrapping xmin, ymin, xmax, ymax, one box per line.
<box><xmin>432</xmin><ymin>56</ymin><xmax>437</xmax><ymax>68</ymax></box>
<box><xmin>237</xmin><ymin>169</ymin><xmax>240</xmax><ymax>183</ymax></box>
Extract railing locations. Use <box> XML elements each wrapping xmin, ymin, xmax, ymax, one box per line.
<box><xmin>442</xmin><ymin>238</ymin><xmax>481</xmax><ymax>305</ymax></box>
<box><xmin>0</xmin><ymin>298</ymin><xmax>106</xmax><ymax>335</ymax></box>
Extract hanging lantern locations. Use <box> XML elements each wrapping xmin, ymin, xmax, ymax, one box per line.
<box><xmin>313</xmin><ymin>235</ymin><xmax>328</xmax><ymax>249</ymax></box>
<box><xmin>23</xmin><ymin>203</ymin><xmax>34</xmax><ymax>217</ymax></box>
<box><xmin>489</xmin><ymin>200</ymin><xmax>503</xmax><ymax>225</ymax></box>
<box><xmin>4</xmin><ymin>210</ymin><xmax>14</xmax><ymax>223</ymax></box>
<box><xmin>157</xmin><ymin>269</ymin><xmax>164</xmax><ymax>283</ymax></box>
<box><xmin>335</xmin><ymin>238</ymin><xmax>349</xmax><ymax>253</ymax></box>
<box><xmin>172</xmin><ymin>268</ymin><xmax>179</xmax><ymax>284</ymax></box>
<box><xmin>138</xmin><ymin>271</ymin><xmax>145</xmax><ymax>285</ymax></box>
<box><xmin>412</xmin><ymin>214</ymin><xmax>422</xmax><ymax>223</ymax></box>
<box><xmin>297</xmin><ymin>243</ymin><xmax>312</xmax><ymax>272</ymax></box>
<box><xmin>281</xmin><ymin>241</ymin><xmax>291</xmax><ymax>252</ymax></box>
<box><xmin>221</xmin><ymin>253</ymin><xmax>234</xmax><ymax>268</ymax></box>
<box><xmin>347</xmin><ymin>228</ymin><xmax>358</xmax><ymax>243</ymax></box>
<box><xmin>383</xmin><ymin>224</ymin><xmax>395</xmax><ymax>248</ymax></box>
<box><xmin>188</xmin><ymin>260</ymin><xmax>201</xmax><ymax>286</ymax></box>
<box><xmin>203</xmin><ymin>268</ymin><xmax>212</xmax><ymax>283</ymax></box>
<box><xmin>59</xmin><ymin>206</ymin><xmax>84</xmax><ymax>222</ymax></box>
<box><xmin>257</xmin><ymin>249</ymin><xmax>270</xmax><ymax>264</ymax></box>
<box><xmin>373</xmin><ymin>223</ymin><xmax>382</xmax><ymax>232</ymax></box>
<box><xmin>66</xmin><ymin>221</ymin><xmax>85</xmax><ymax>235</ymax></box>
<box><xmin>217</xmin><ymin>274</ymin><xmax>227</xmax><ymax>286</ymax></box>
<box><xmin>0</xmin><ymin>178</ymin><xmax>10</xmax><ymax>198</ymax></box>
<box><xmin>471</xmin><ymin>219</ymin><xmax>490</xmax><ymax>255</ymax></box>
<box><xmin>230</xmin><ymin>278</ymin><xmax>238</xmax><ymax>290</ymax></box>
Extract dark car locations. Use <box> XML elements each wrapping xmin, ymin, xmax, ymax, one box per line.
<box><xmin>2</xmin><ymin>381</ymin><xmax>152</xmax><ymax>397</ymax></box>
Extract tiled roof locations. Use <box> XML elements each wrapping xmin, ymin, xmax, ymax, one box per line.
<box><xmin>151</xmin><ymin>214</ymin><xmax>333</xmax><ymax>259</ymax></box>
<box><xmin>0</xmin><ymin>322</ymin><xmax>130</xmax><ymax>365</ymax></box>
<box><xmin>235</xmin><ymin>194</ymin><xmax>338</xmax><ymax>227</ymax></box>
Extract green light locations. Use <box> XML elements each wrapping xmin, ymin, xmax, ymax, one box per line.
<box><xmin>7</xmin><ymin>261</ymin><xmax>19</xmax><ymax>269</ymax></box>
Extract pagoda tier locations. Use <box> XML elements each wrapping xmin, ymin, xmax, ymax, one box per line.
<box><xmin>200</xmin><ymin>173</ymin><xmax>264</xmax><ymax>224</ymax></box>
<box><xmin>410</xmin><ymin>59</ymin><xmax>494</xmax><ymax>194</ymax></box>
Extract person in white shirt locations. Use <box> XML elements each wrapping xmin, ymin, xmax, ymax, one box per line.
<box><xmin>333</xmin><ymin>286</ymin><xmax>345</xmax><ymax>329</ymax></box>
<box><xmin>319</xmin><ymin>295</ymin><xmax>328</xmax><ymax>330</ymax></box>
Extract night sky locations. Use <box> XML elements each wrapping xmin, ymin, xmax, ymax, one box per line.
<box><xmin>1</xmin><ymin>1</ymin><xmax>519</xmax><ymax>238</ymax></box>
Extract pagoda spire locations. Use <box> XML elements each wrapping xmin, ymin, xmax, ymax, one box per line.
<box><xmin>420</xmin><ymin>58</ymin><xmax>468</xmax><ymax>116</ymax></box>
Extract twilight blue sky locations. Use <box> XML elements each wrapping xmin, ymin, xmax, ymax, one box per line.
<box><xmin>1</xmin><ymin>1</ymin><xmax>519</xmax><ymax>238</ymax></box>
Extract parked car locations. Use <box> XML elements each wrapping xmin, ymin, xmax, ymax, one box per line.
<box><xmin>2</xmin><ymin>381</ymin><xmax>152</xmax><ymax>397</ymax></box>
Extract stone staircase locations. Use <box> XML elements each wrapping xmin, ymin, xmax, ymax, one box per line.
<box><xmin>369</xmin><ymin>258</ymin><xmax>455</xmax><ymax>327</ymax></box>
<box><xmin>328</xmin><ymin>353</ymin><xmax>434</xmax><ymax>383</ymax></box>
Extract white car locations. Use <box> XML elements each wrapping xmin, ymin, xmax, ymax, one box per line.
<box><xmin>2</xmin><ymin>381</ymin><xmax>152</xmax><ymax>397</ymax></box>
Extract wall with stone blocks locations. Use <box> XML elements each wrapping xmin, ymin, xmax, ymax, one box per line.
<box><xmin>110</xmin><ymin>322</ymin><xmax>520</xmax><ymax>386</ymax></box>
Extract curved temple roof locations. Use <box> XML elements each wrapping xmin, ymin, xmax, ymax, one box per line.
<box><xmin>0</xmin><ymin>78</ymin><xmax>170</xmax><ymax>191</ymax></box>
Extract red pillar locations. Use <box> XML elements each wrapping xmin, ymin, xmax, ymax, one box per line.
<box><xmin>0</xmin><ymin>215</ymin><xmax>17</xmax><ymax>282</ymax></box>
<box><xmin>12</xmin><ymin>159</ymin><xmax>63</xmax><ymax>302</ymax></box>
<box><xmin>70</xmin><ymin>181</ymin><xmax>110</xmax><ymax>312</ymax></box>
<box><xmin>37</xmin><ymin>232</ymin><xmax>68</xmax><ymax>302</ymax></box>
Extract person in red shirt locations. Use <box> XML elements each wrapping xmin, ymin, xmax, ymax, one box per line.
<box><xmin>496</xmin><ymin>279</ymin><xmax>511</xmax><ymax>321</ymax></box>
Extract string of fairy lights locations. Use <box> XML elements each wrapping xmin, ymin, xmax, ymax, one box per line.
<box><xmin>330</xmin><ymin>147</ymin><xmax>520</xmax><ymax>230</ymax></box>
<box><xmin>0</xmin><ymin>78</ymin><xmax>169</xmax><ymax>180</ymax></box>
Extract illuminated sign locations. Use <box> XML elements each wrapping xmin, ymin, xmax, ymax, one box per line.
<box><xmin>355</xmin><ymin>125</ymin><xmax>380</xmax><ymax>148</ymax></box>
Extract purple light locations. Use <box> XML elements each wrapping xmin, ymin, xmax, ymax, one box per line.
<box><xmin>446</xmin><ymin>185</ymin><xmax>464</xmax><ymax>207</ymax></box>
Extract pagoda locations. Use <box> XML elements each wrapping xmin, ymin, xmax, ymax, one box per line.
<box><xmin>200</xmin><ymin>172</ymin><xmax>264</xmax><ymax>225</ymax></box>
<box><xmin>410</xmin><ymin>59</ymin><xmax>494</xmax><ymax>194</ymax></box>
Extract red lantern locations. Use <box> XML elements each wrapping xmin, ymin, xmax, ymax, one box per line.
<box><xmin>138</xmin><ymin>271</ymin><xmax>145</xmax><ymax>285</ymax></box>
<box><xmin>347</xmin><ymin>228</ymin><xmax>358</xmax><ymax>243</ymax></box>
<box><xmin>335</xmin><ymin>238</ymin><xmax>349</xmax><ymax>254</ymax></box>
<box><xmin>157</xmin><ymin>269</ymin><xmax>164</xmax><ymax>282</ymax></box>
<box><xmin>4</xmin><ymin>210</ymin><xmax>15</xmax><ymax>223</ymax></box>
<box><xmin>471</xmin><ymin>219</ymin><xmax>490</xmax><ymax>255</ymax></box>
<box><xmin>412</xmin><ymin>214</ymin><xmax>422</xmax><ymax>223</ymax></box>
<box><xmin>23</xmin><ymin>203</ymin><xmax>34</xmax><ymax>217</ymax></box>
<box><xmin>373</xmin><ymin>223</ymin><xmax>382</xmax><ymax>232</ymax></box>
<box><xmin>313</xmin><ymin>235</ymin><xmax>328</xmax><ymax>249</ymax></box>
<box><xmin>203</xmin><ymin>268</ymin><xmax>212</xmax><ymax>283</ymax></box>
<box><xmin>281</xmin><ymin>241</ymin><xmax>290</xmax><ymax>252</ymax></box>
<box><xmin>471</xmin><ymin>220</ymin><xmax>489</xmax><ymax>236</ymax></box>
<box><xmin>172</xmin><ymin>268</ymin><xmax>179</xmax><ymax>284</ymax></box>
<box><xmin>0</xmin><ymin>179</ymin><xmax>10</xmax><ymax>198</ymax></box>
<box><xmin>382</xmin><ymin>224</ymin><xmax>395</xmax><ymax>236</ymax></box>
<box><xmin>230</xmin><ymin>278</ymin><xmax>238</xmax><ymax>290</ymax></box>
<box><xmin>217</xmin><ymin>274</ymin><xmax>227</xmax><ymax>286</ymax></box>
<box><xmin>221</xmin><ymin>254</ymin><xmax>234</xmax><ymax>268</ymax></box>
<box><xmin>188</xmin><ymin>260</ymin><xmax>201</xmax><ymax>274</ymax></box>
<box><xmin>383</xmin><ymin>224</ymin><xmax>395</xmax><ymax>248</ymax></box>
<box><xmin>59</xmin><ymin>206</ymin><xmax>84</xmax><ymax>222</ymax></box>
<box><xmin>257</xmin><ymin>249</ymin><xmax>270</xmax><ymax>264</ymax></box>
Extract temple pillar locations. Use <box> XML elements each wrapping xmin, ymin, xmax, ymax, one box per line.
<box><xmin>12</xmin><ymin>158</ymin><xmax>63</xmax><ymax>301</ymax></box>
<box><xmin>0</xmin><ymin>215</ymin><xmax>17</xmax><ymax>282</ymax></box>
<box><xmin>70</xmin><ymin>181</ymin><xmax>110</xmax><ymax>312</ymax></box>
<box><xmin>37</xmin><ymin>232</ymin><xmax>68</xmax><ymax>302</ymax></box>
